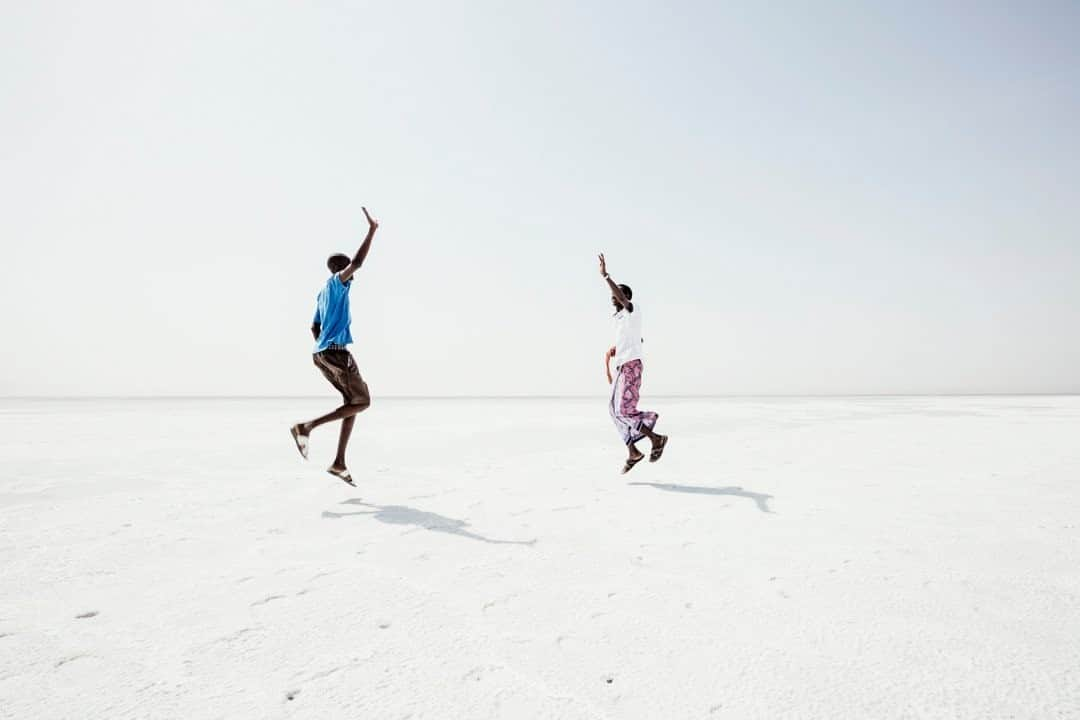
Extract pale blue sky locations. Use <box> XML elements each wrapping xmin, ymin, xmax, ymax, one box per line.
<box><xmin>2</xmin><ymin>1</ymin><xmax>1078</xmax><ymax>395</ymax></box>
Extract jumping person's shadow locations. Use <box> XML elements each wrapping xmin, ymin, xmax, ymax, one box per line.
<box><xmin>628</xmin><ymin>482</ymin><xmax>775</xmax><ymax>514</ymax></box>
<box><xmin>323</xmin><ymin>499</ymin><xmax>537</xmax><ymax>546</ymax></box>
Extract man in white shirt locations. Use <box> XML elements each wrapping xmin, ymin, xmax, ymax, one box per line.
<box><xmin>599</xmin><ymin>253</ymin><xmax>669</xmax><ymax>473</ymax></box>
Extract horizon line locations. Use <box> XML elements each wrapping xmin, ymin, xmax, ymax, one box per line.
<box><xmin>2</xmin><ymin>392</ymin><xmax>1078</xmax><ymax>401</ymax></box>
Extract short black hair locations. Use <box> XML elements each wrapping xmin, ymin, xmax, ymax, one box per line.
<box><xmin>327</xmin><ymin>254</ymin><xmax>350</xmax><ymax>273</ymax></box>
<box><xmin>618</xmin><ymin>284</ymin><xmax>633</xmax><ymax>300</ymax></box>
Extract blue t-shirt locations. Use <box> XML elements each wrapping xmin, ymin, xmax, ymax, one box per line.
<box><xmin>312</xmin><ymin>274</ymin><xmax>353</xmax><ymax>353</ymax></box>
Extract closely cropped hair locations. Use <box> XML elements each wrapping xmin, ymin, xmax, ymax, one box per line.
<box><xmin>618</xmin><ymin>284</ymin><xmax>633</xmax><ymax>300</ymax></box>
<box><xmin>327</xmin><ymin>254</ymin><xmax>350</xmax><ymax>273</ymax></box>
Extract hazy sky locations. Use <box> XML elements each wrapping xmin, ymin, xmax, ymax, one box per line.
<box><xmin>2</xmin><ymin>1</ymin><xmax>1078</xmax><ymax>396</ymax></box>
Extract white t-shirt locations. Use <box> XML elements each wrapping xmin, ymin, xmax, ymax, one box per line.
<box><xmin>612</xmin><ymin>303</ymin><xmax>643</xmax><ymax>369</ymax></box>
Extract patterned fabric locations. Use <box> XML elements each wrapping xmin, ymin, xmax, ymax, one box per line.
<box><xmin>609</xmin><ymin>359</ymin><xmax>658</xmax><ymax>445</ymax></box>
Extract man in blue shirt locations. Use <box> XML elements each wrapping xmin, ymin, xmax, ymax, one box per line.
<box><xmin>290</xmin><ymin>207</ymin><xmax>379</xmax><ymax>485</ymax></box>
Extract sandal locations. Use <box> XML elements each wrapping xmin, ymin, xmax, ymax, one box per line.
<box><xmin>649</xmin><ymin>435</ymin><xmax>669</xmax><ymax>463</ymax></box>
<box><xmin>290</xmin><ymin>425</ymin><xmax>309</xmax><ymax>460</ymax></box>
<box><xmin>327</xmin><ymin>466</ymin><xmax>356</xmax><ymax>486</ymax></box>
<box><xmin>621</xmin><ymin>453</ymin><xmax>645</xmax><ymax>475</ymax></box>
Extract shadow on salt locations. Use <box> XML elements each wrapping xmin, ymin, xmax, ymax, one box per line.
<box><xmin>628</xmin><ymin>482</ymin><xmax>775</xmax><ymax>513</ymax></box>
<box><xmin>323</xmin><ymin>499</ymin><xmax>537</xmax><ymax>546</ymax></box>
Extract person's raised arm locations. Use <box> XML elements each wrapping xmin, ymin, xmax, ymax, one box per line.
<box><xmin>598</xmin><ymin>253</ymin><xmax>633</xmax><ymax>311</ymax></box>
<box><xmin>339</xmin><ymin>207</ymin><xmax>379</xmax><ymax>283</ymax></box>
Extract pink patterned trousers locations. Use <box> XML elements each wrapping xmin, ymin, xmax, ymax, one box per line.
<box><xmin>609</xmin><ymin>359</ymin><xmax>658</xmax><ymax>446</ymax></box>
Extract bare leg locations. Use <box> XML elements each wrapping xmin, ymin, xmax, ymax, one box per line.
<box><xmin>621</xmin><ymin>441</ymin><xmax>646</xmax><ymax>474</ymax></box>
<box><xmin>299</xmin><ymin>399</ymin><xmax>369</xmax><ymax>435</ymax></box>
<box><xmin>639</xmin><ymin>424</ymin><xmax>667</xmax><ymax>450</ymax></box>
<box><xmin>290</xmin><ymin>398</ymin><xmax>370</xmax><ymax>465</ymax></box>
<box><xmin>331</xmin><ymin>415</ymin><xmax>356</xmax><ymax>472</ymax></box>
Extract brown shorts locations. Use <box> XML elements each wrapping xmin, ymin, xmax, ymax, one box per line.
<box><xmin>313</xmin><ymin>350</ymin><xmax>371</xmax><ymax>407</ymax></box>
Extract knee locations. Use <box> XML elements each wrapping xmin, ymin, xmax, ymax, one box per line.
<box><xmin>348</xmin><ymin>396</ymin><xmax>370</xmax><ymax>411</ymax></box>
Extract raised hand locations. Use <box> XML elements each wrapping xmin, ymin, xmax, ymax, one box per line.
<box><xmin>339</xmin><ymin>207</ymin><xmax>379</xmax><ymax>282</ymax></box>
<box><xmin>598</xmin><ymin>253</ymin><xmax>608</xmax><ymax>277</ymax></box>
<box><xmin>363</xmin><ymin>206</ymin><xmax>379</xmax><ymax>232</ymax></box>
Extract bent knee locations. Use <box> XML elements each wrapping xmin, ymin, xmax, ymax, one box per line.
<box><xmin>348</xmin><ymin>396</ymin><xmax>371</xmax><ymax>411</ymax></box>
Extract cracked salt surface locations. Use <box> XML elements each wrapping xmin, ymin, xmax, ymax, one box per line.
<box><xmin>1</xmin><ymin>397</ymin><xmax>1079</xmax><ymax>718</ymax></box>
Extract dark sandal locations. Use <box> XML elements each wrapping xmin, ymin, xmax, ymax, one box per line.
<box><xmin>649</xmin><ymin>435</ymin><xmax>669</xmax><ymax>463</ymax></box>
<box><xmin>621</xmin><ymin>454</ymin><xmax>645</xmax><ymax>474</ymax></box>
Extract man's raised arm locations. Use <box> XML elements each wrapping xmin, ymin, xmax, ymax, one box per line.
<box><xmin>598</xmin><ymin>253</ymin><xmax>633</xmax><ymax>311</ymax></box>
<box><xmin>339</xmin><ymin>207</ymin><xmax>379</xmax><ymax>283</ymax></box>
